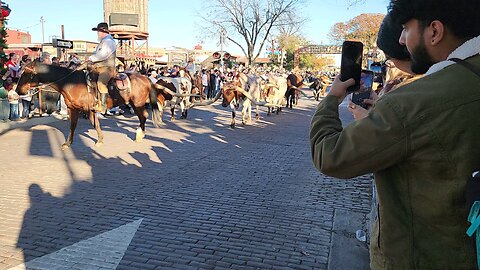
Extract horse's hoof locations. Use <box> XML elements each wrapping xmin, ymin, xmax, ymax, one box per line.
<box><xmin>135</xmin><ymin>132</ymin><xmax>145</xmax><ymax>142</ymax></box>
<box><xmin>61</xmin><ymin>144</ymin><xmax>70</xmax><ymax>151</ymax></box>
<box><xmin>95</xmin><ymin>141</ymin><xmax>104</xmax><ymax>148</ymax></box>
<box><xmin>230</xmin><ymin>123</ymin><xmax>235</xmax><ymax>129</ymax></box>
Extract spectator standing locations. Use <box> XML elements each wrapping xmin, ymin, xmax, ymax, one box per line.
<box><xmin>148</xmin><ymin>70</ymin><xmax>158</xmax><ymax>84</ymax></box>
<box><xmin>19</xmin><ymin>89</ymin><xmax>32</xmax><ymax>119</ymax></box>
<box><xmin>67</xmin><ymin>53</ymin><xmax>81</xmax><ymax>70</ymax></box>
<box><xmin>208</xmin><ymin>69</ymin><xmax>217</xmax><ymax>99</ymax></box>
<box><xmin>7</xmin><ymin>84</ymin><xmax>19</xmax><ymax>121</ymax></box>
<box><xmin>51</xmin><ymin>57</ymin><xmax>60</xmax><ymax>66</ymax></box>
<box><xmin>5</xmin><ymin>54</ymin><xmax>20</xmax><ymax>82</ymax></box>
<box><xmin>201</xmin><ymin>69</ymin><xmax>209</xmax><ymax>99</ymax></box>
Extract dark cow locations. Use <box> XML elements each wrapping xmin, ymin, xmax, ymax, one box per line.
<box><xmin>286</xmin><ymin>73</ymin><xmax>304</xmax><ymax>109</ymax></box>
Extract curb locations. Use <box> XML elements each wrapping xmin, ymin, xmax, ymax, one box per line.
<box><xmin>328</xmin><ymin>209</ymin><xmax>370</xmax><ymax>270</ymax></box>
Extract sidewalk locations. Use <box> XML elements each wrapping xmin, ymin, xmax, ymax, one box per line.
<box><xmin>0</xmin><ymin>114</ymin><xmax>66</xmax><ymax>134</ymax></box>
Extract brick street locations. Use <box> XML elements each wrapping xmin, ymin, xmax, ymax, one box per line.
<box><xmin>0</xmin><ymin>93</ymin><xmax>371</xmax><ymax>269</ymax></box>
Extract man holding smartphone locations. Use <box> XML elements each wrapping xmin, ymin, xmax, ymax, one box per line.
<box><xmin>310</xmin><ymin>0</ymin><xmax>480</xmax><ymax>269</ymax></box>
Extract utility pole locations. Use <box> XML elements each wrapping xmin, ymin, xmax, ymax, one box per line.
<box><xmin>219</xmin><ymin>27</ymin><xmax>226</xmax><ymax>71</ymax></box>
<box><xmin>271</xmin><ymin>39</ymin><xmax>275</xmax><ymax>57</ymax></box>
<box><xmin>39</xmin><ymin>16</ymin><xmax>45</xmax><ymax>116</ymax></box>
<box><xmin>40</xmin><ymin>16</ymin><xmax>45</xmax><ymax>50</ymax></box>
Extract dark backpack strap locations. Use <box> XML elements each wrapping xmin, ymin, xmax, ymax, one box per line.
<box><xmin>450</xmin><ymin>58</ymin><xmax>480</xmax><ymax>79</ymax></box>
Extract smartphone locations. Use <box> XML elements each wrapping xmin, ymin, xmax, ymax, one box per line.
<box><xmin>340</xmin><ymin>41</ymin><xmax>363</xmax><ymax>93</ymax></box>
<box><xmin>351</xmin><ymin>70</ymin><xmax>374</xmax><ymax>109</ymax></box>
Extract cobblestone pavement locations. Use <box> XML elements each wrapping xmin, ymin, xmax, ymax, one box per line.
<box><xmin>0</xmin><ymin>92</ymin><xmax>371</xmax><ymax>270</ymax></box>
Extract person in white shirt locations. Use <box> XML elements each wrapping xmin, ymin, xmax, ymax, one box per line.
<box><xmin>88</xmin><ymin>22</ymin><xmax>116</xmax><ymax>113</ymax></box>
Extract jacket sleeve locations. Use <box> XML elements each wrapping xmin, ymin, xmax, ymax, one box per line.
<box><xmin>309</xmin><ymin>95</ymin><xmax>408</xmax><ymax>179</ymax></box>
<box><xmin>88</xmin><ymin>39</ymin><xmax>116</xmax><ymax>63</ymax></box>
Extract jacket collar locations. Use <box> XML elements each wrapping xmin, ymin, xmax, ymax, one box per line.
<box><xmin>425</xmin><ymin>35</ymin><xmax>480</xmax><ymax>76</ymax></box>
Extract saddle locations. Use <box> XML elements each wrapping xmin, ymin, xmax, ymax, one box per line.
<box><xmin>86</xmin><ymin>71</ymin><xmax>131</xmax><ymax>93</ymax></box>
<box><xmin>112</xmin><ymin>73</ymin><xmax>130</xmax><ymax>91</ymax></box>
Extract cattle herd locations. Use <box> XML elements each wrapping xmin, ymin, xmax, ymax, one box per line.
<box><xmin>149</xmin><ymin>69</ymin><xmax>332</xmax><ymax>128</ymax></box>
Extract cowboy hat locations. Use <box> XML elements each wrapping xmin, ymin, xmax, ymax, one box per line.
<box><xmin>92</xmin><ymin>22</ymin><xmax>109</xmax><ymax>33</ymax></box>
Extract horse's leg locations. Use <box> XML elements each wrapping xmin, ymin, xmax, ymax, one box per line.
<box><xmin>255</xmin><ymin>104</ymin><xmax>260</xmax><ymax>120</ymax></box>
<box><xmin>62</xmin><ymin>109</ymin><xmax>79</xmax><ymax>150</ymax></box>
<box><xmin>89</xmin><ymin>111</ymin><xmax>104</xmax><ymax>147</ymax></box>
<box><xmin>132</xmin><ymin>104</ymin><xmax>147</xmax><ymax>142</ymax></box>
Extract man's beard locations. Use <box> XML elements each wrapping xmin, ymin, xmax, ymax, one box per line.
<box><xmin>410</xmin><ymin>40</ymin><xmax>435</xmax><ymax>75</ymax></box>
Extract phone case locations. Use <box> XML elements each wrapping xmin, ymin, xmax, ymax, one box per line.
<box><xmin>351</xmin><ymin>91</ymin><xmax>371</xmax><ymax>109</ymax></box>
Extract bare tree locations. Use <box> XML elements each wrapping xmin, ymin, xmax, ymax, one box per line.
<box><xmin>201</xmin><ymin>0</ymin><xmax>304</xmax><ymax>66</ymax></box>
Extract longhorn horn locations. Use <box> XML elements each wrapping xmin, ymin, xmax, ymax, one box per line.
<box><xmin>264</xmin><ymin>83</ymin><xmax>278</xmax><ymax>89</ymax></box>
<box><xmin>232</xmin><ymin>86</ymin><xmax>268</xmax><ymax>106</ymax></box>
<box><xmin>189</xmin><ymin>90</ymin><xmax>222</xmax><ymax>108</ymax></box>
<box><xmin>289</xmin><ymin>85</ymin><xmax>309</xmax><ymax>97</ymax></box>
<box><xmin>233</xmin><ymin>86</ymin><xmax>279</xmax><ymax>107</ymax></box>
<box><xmin>155</xmin><ymin>83</ymin><xmax>196</xmax><ymax>98</ymax></box>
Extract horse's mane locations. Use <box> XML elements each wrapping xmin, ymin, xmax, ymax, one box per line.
<box><xmin>35</xmin><ymin>62</ymin><xmax>73</xmax><ymax>75</ymax></box>
<box><xmin>32</xmin><ymin>62</ymin><xmax>85</xmax><ymax>84</ymax></box>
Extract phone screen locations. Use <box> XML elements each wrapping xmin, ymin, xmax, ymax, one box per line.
<box><xmin>351</xmin><ymin>70</ymin><xmax>373</xmax><ymax>109</ymax></box>
<box><xmin>340</xmin><ymin>41</ymin><xmax>363</xmax><ymax>93</ymax></box>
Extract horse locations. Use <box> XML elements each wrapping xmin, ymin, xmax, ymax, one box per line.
<box><xmin>15</xmin><ymin>61</ymin><xmax>163</xmax><ymax>150</ymax></box>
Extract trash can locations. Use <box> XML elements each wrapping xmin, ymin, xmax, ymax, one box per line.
<box><xmin>0</xmin><ymin>87</ymin><xmax>9</xmax><ymax>121</ymax></box>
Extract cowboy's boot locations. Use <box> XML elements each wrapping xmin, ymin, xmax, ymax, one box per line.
<box><xmin>94</xmin><ymin>93</ymin><xmax>108</xmax><ymax>113</ymax></box>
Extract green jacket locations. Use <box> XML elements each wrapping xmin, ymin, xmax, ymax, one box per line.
<box><xmin>310</xmin><ymin>55</ymin><xmax>480</xmax><ymax>269</ymax></box>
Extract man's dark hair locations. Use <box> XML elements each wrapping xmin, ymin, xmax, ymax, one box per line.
<box><xmin>389</xmin><ymin>0</ymin><xmax>480</xmax><ymax>40</ymax></box>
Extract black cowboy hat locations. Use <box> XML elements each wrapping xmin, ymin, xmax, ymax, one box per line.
<box><xmin>92</xmin><ymin>22</ymin><xmax>109</xmax><ymax>33</ymax></box>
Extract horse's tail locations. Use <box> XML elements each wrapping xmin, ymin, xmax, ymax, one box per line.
<box><xmin>148</xmin><ymin>82</ymin><xmax>163</xmax><ymax>128</ymax></box>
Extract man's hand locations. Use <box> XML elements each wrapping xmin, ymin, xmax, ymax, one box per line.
<box><xmin>328</xmin><ymin>75</ymin><xmax>356</xmax><ymax>103</ymax></box>
<box><xmin>348</xmin><ymin>102</ymin><xmax>368</xmax><ymax>120</ymax></box>
<box><xmin>362</xmin><ymin>90</ymin><xmax>379</xmax><ymax>106</ymax></box>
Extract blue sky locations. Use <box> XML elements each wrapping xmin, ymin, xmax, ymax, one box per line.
<box><xmin>5</xmin><ymin>0</ymin><xmax>388</xmax><ymax>55</ymax></box>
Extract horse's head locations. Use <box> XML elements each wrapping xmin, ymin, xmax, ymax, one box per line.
<box><xmin>16</xmin><ymin>61</ymin><xmax>40</xmax><ymax>95</ymax></box>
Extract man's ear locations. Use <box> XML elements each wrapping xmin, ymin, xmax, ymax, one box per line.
<box><xmin>428</xmin><ymin>20</ymin><xmax>445</xmax><ymax>46</ymax></box>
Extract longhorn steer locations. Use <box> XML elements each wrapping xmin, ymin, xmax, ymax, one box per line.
<box><xmin>221</xmin><ymin>73</ymin><xmax>263</xmax><ymax>128</ymax></box>
<box><xmin>154</xmin><ymin>76</ymin><xmax>193</xmax><ymax>121</ymax></box>
<box><xmin>262</xmin><ymin>74</ymin><xmax>288</xmax><ymax>115</ymax></box>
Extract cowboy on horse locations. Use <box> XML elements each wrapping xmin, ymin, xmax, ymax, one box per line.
<box><xmin>87</xmin><ymin>22</ymin><xmax>116</xmax><ymax>113</ymax></box>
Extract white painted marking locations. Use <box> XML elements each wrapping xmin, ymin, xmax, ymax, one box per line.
<box><xmin>9</xmin><ymin>218</ymin><xmax>143</xmax><ymax>270</ymax></box>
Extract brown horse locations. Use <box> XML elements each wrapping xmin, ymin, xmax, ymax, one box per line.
<box><xmin>16</xmin><ymin>61</ymin><xmax>163</xmax><ymax>150</ymax></box>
